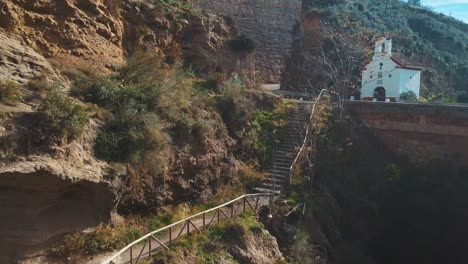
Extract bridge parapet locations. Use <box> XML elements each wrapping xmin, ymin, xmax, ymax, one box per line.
<box><xmin>346</xmin><ymin>101</ymin><xmax>468</xmax><ymax>166</ymax></box>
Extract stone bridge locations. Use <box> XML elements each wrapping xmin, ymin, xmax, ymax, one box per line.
<box><xmin>346</xmin><ymin>101</ymin><xmax>468</xmax><ymax>166</ymax></box>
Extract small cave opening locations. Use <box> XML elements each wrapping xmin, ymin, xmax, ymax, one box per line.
<box><xmin>0</xmin><ymin>171</ymin><xmax>115</xmax><ymax>263</ymax></box>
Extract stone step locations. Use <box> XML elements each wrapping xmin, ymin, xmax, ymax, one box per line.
<box><xmin>287</xmin><ymin>124</ymin><xmax>305</xmax><ymax>127</ymax></box>
<box><xmin>278</xmin><ymin>143</ymin><xmax>300</xmax><ymax>147</ymax></box>
<box><xmin>279</xmin><ymin>138</ymin><xmax>302</xmax><ymax>143</ymax></box>
<box><xmin>264</xmin><ymin>177</ymin><xmax>288</xmax><ymax>184</ymax></box>
<box><xmin>254</xmin><ymin>187</ymin><xmax>281</xmax><ymax>194</ymax></box>
<box><xmin>275</xmin><ymin>150</ymin><xmax>295</xmax><ymax>155</ymax></box>
<box><xmin>270</xmin><ymin>167</ymin><xmax>289</xmax><ymax>173</ymax></box>
<box><xmin>274</xmin><ymin>162</ymin><xmax>292</xmax><ymax>167</ymax></box>
<box><xmin>261</xmin><ymin>182</ymin><xmax>283</xmax><ymax>190</ymax></box>
<box><xmin>279</xmin><ymin>137</ymin><xmax>301</xmax><ymax>141</ymax></box>
<box><xmin>274</xmin><ymin>152</ymin><xmax>296</xmax><ymax>157</ymax></box>
<box><xmin>275</xmin><ymin>151</ymin><xmax>295</xmax><ymax>156</ymax></box>
<box><xmin>287</xmin><ymin>119</ymin><xmax>305</xmax><ymax>123</ymax></box>
<box><xmin>268</xmin><ymin>174</ymin><xmax>288</xmax><ymax>179</ymax></box>
<box><xmin>265</xmin><ymin>177</ymin><xmax>288</xmax><ymax>183</ymax></box>
<box><xmin>286</xmin><ymin>128</ymin><xmax>305</xmax><ymax>132</ymax></box>
<box><xmin>276</xmin><ymin>146</ymin><xmax>295</xmax><ymax>150</ymax></box>
<box><xmin>275</xmin><ymin>157</ymin><xmax>294</xmax><ymax>162</ymax></box>
<box><xmin>277</xmin><ymin>143</ymin><xmax>301</xmax><ymax>148</ymax></box>
<box><xmin>282</xmin><ymin>136</ymin><xmax>303</xmax><ymax>140</ymax></box>
<box><xmin>274</xmin><ymin>160</ymin><xmax>295</xmax><ymax>166</ymax></box>
<box><xmin>278</xmin><ymin>138</ymin><xmax>301</xmax><ymax>142</ymax></box>
<box><xmin>275</xmin><ymin>150</ymin><xmax>294</xmax><ymax>155</ymax></box>
<box><xmin>276</xmin><ymin>149</ymin><xmax>295</xmax><ymax>154</ymax></box>
<box><xmin>276</xmin><ymin>147</ymin><xmax>295</xmax><ymax>152</ymax></box>
<box><xmin>274</xmin><ymin>158</ymin><xmax>294</xmax><ymax>163</ymax></box>
<box><xmin>285</xmin><ymin>126</ymin><xmax>305</xmax><ymax>129</ymax></box>
<box><xmin>273</xmin><ymin>165</ymin><xmax>290</xmax><ymax>171</ymax></box>
<box><xmin>268</xmin><ymin>172</ymin><xmax>288</xmax><ymax>177</ymax></box>
<box><xmin>266</xmin><ymin>172</ymin><xmax>288</xmax><ymax>179</ymax></box>
<box><xmin>276</xmin><ymin>149</ymin><xmax>296</xmax><ymax>154</ymax></box>
<box><xmin>282</xmin><ymin>137</ymin><xmax>303</xmax><ymax>141</ymax></box>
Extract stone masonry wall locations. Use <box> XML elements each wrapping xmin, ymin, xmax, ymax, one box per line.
<box><xmin>196</xmin><ymin>0</ymin><xmax>302</xmax><ymax>83</ymax></box>
<box><xmin>347</xmin><ymin>101</ymin><xmax>468</xmax><ymax>166</ymax></box>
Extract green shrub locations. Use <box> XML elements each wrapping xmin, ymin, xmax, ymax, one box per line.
<box><xmin>241</xmin><ymin>100</ymin><xmax>294</xmax><ymax>168</ymax></box>
<box><xmin>119</xmin><ymin>51</ymin><xmax>192</xmax><ymax>116</ymax></box>
<box><xmin>0</xmin><ymin>80</ymin><xmax>22</xmax><ymax>105</ymax></box>
<box><xmin>399</xmin><ymin>91</ymin><xmax>418</xmax><ymax>102</ymax></box>
<box><xmin>229</xmin><ymin>35</ymin><xmax>256</xmax><ymax>54</ymax></box>
<box><xmin>385</xmin><ymin>163</ymin><xmax>401</xmax><ymax>182</ymax></box>
<box><xmin>153</xmin><ymin>0</ymin><xmax>201</xmax><ymax>16</ymax></box>
<box><xmin>47</xmin><ymin>224</ymin><xmax>128</xmax><ymax>256</ymax></box>
<box><xmin>456</xmin><ymin>91</ymin><xmax>468</xmax><ymax>103</ymax></box>
<box><xmin>95</xmin><ymin>113</ymin><xmax>165</xmax><ymax>162</ymax></box>
<box><xmin>238</xmin><ymin>162</ymin><xmax>266</xmax><ymax>191</ymax></box>
<box><xmin>209</xmin><ymin>222</ymin><xmax>246</xmax><ymax>243</ymax></box>
<box><xmin>28</xmin><ymin>74</ymin><xmax>50</xmax><ymax>92</ymax></box>
<box><xmin>249</xmin><ymin>222</ymin><xmax>264</xmax><ymax>235</ymax></box>
<box><xmin>37</xmin><ymin>89</ymin><xmax>88</xmax><ymax>142</ymax></box>
<box><xmin>71</xmin><ymin>51</ymin><xmax>193</xmax><ymax>162</ymax></box>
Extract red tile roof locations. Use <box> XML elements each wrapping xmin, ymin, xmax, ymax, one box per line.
<box><xmin>391</xmin><ymin>53</ymin><xmax>423</xmax><ymax>70</ymax></box>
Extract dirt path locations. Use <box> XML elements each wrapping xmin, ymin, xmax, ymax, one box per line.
<box><xmin>108</xmin><ymin>196</ymin><xmax>271</xmax><ymax>264</ymax></box>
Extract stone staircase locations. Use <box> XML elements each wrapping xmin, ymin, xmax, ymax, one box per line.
<box><xmin>254</xmin><ymin>101</ymin><xmax>310</xmax><ymax>194</ymax></box>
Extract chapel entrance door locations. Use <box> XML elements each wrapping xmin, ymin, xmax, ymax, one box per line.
<box><xmin>374</xmin><ymin>87</ymin><xmax>386</xmax><ymax>101</ymax></box>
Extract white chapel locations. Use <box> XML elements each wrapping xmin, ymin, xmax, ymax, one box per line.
<box><xmin>361</xmin><ymin>38</ymin><xmax>422</xmax><ymax>102</ymax></box>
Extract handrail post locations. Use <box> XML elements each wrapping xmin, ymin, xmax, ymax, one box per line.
<box><xmin>149</xmin><ymin>238</ymin><xmax>152</xmax><ymax>258</ymax></box>
<box><xmin>187</xmin><ymin>220</ymin><xmax>190</xmax><ymax>235</ymax></box>
<box><xmin>202</xmin><ymin>213</ymin><xmax>206</xmax><ymax>230</ymax></box>
<box><xmin>255</xmin><ymin>195</ymin><xmax>259</xmax><ymax>212</ymax></box>
<box><xmin>169</xmin><ymin>226</ymin><xmax>172</xmax><ymax>245</ymax></box>
<box><xmin>130</xmin><ymin>247</ymin><xmax>133</xmax><ymax>264</ymax></box>
<box><xmin>217</xmin><ymin>210</ymin><xmax>220</xmax><ymax>223</ymax></box>
<box><xmin>243</xmin><ymin>197</ymin><xmax>246</xmax><ymax>213</ymax></box>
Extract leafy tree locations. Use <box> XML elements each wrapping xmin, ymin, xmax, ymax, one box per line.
<box><xmin>305</xmin><ymin>23</ymin><xmax>367</xmax><ymax>99</ymax></box>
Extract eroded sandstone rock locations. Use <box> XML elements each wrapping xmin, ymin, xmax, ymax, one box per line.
<box><xmin>0</xmin><ymin>31</ymin><xmax>60</xmax><ymax>84</ymax></box>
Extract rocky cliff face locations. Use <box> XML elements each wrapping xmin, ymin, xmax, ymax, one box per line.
<box><xmin>197</xmin><ymin>0</ymin><xmax>302</xmax><ymax>83</ymax></box>
<box><xmin>0</xmin><ymin>0</ymin><xmax>255</xmax><ymax>261</ymax></box>
<box><xmin>0</xmin><ymin>0</ymin><xmax>254</xmax><ymax>82</ymax></box>
<box><xmin>0</xmin><ymin>32</ymin><xmax>61</xmax><ymax>84</ymax></box>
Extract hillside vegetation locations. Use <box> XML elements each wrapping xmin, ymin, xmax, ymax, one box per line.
<box><xmin>284</xmin><ymin>0</ymin><xmax>468</xmax><ymax>102</ymax></box>
<box><xmin>0</xmin><ymin>0</ymin><xmax>286</xmax><ymax>261</ymax></box>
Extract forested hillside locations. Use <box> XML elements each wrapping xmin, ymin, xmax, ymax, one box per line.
<box><xmin>284</xmin><ymin>0</ymin><xmax>468</xmax><ymax>102</ymax></box>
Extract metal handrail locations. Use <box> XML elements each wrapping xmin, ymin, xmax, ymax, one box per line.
<box><xmin>288</xmin><ymin>89</ymin><xmax>328</xmax><ymax>185</ymax></box>
<box><xmin>102</xmin><ymin>193</ymin><xmax>273</xmax><ymax>264</ymax></box>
